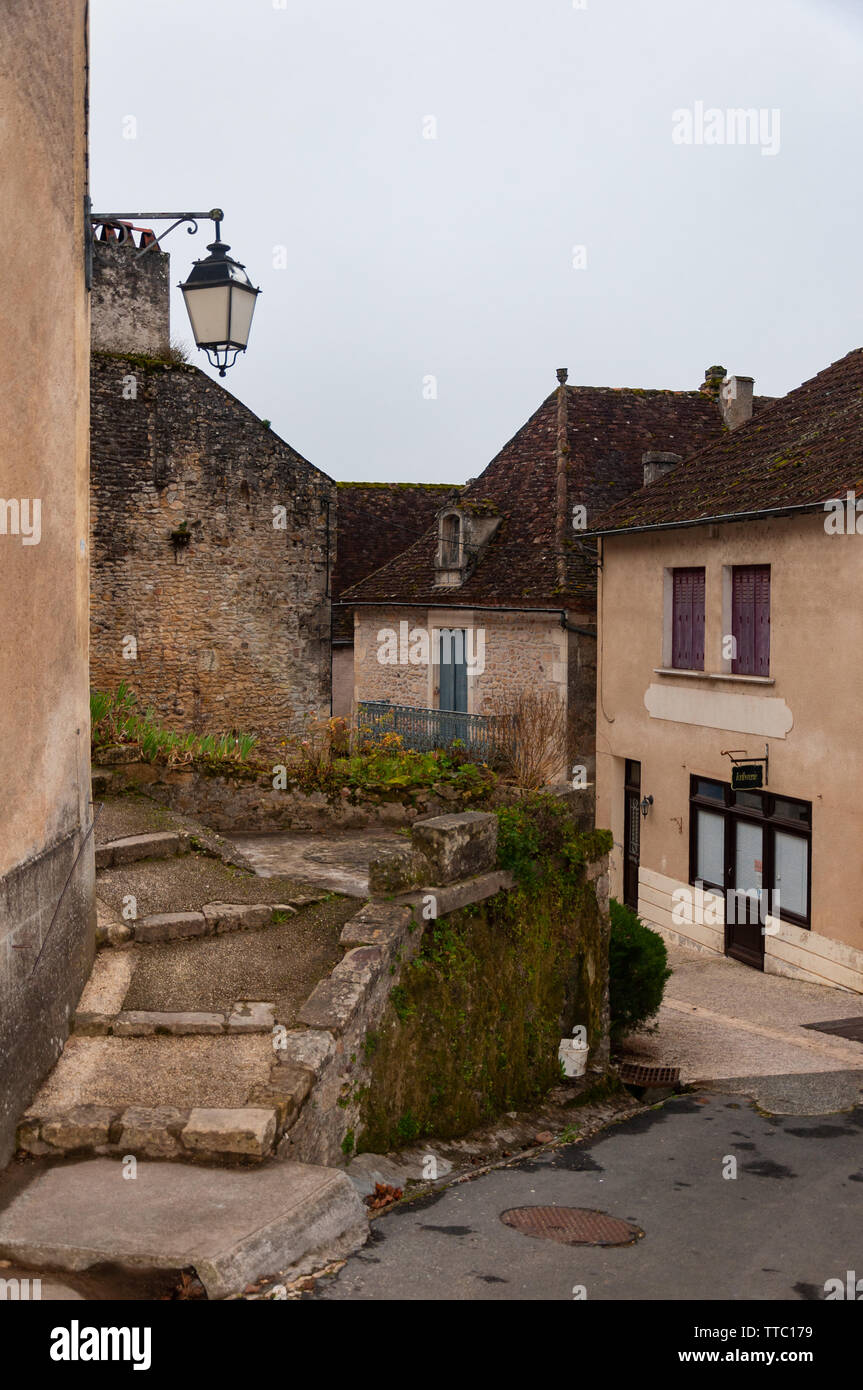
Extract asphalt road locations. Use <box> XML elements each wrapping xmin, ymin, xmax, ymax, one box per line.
<box><xmin>316</xmin><ymin>1085</ymin><xmax>863</xmax><ymax>1301</ymax></box>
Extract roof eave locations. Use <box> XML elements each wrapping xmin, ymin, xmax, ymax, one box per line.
<box><xmin>584</xmin><ymin>498</ymin><xmax>829</xmax><ymax>539</ymax></box>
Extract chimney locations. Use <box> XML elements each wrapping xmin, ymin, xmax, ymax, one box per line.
<box><xmin>90</xmin><ymin>228</ymin><xmax>171</xmax><ymax>356</ymax></box>
<box><xmin>719</xmin><ymin>375</ymin><xmax>754</xmax><ymax>431</ymax></box>
<box><xmin>643</xmin><ymin>450</ymin><xmax>682</xmax><ymax>486</ymax></box>
<box><xmin>699</xmin><ymin>364</ymin><xmax>726</xmax><ymax>399</ymax></box>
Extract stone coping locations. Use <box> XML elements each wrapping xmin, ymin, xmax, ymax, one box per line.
<box><xmin>74</xmin><ymin>1002</ymin><xmax>276</xmax><ymax>1038</ymax></box>
<box><xmin>96</xmin><ymin>900</ymin><xmax>303</xmax><ymax>948</ymax></box>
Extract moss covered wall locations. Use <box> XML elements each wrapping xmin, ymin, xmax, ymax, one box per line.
<box><xmin>359</xmin><ymin>836</ymin><xmax>609</xmax><ymax>1152</ymax></box>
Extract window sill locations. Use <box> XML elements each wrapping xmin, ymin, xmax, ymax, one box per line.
<box><xmin>654</xmin><ymin>668</ymin><xmax>774</xmax><ymax>686</ymax></box>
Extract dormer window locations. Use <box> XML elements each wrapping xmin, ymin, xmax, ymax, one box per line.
<box><xmin>433</xmin><ymin>499</ymin><xmax>500</xmax><ymax>588</ymax></box>
<box><xmin>440</xmin><ymin>513</ymin><xmax>462</xmax><ymax>568</ymax></box>
<box><xmin>434</xmin><ymin>509</ymin><xmax>465</xmax><ymax>587</ymax></box>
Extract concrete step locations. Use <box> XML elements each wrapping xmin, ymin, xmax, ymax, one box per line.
<box><xmin>95</xmin><ymin>832</ymin><xmax>186</xmax><ymax>870</ymax></box>
<box><xmin>0</xmin><ymin>1158</ymin><xmax>367</xmax><ymax>1299</ymax></box>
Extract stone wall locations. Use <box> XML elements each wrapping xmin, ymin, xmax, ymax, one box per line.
<box><xmin>354</xmin><ymin>605</ymin><xmax>594</xmax><ymax>780</ymax></box>
<box><xmin>354</xmin><ymin>607</ymin><xmax>567</xmax><ymax>710</ymax></box>
<box><xmin>0</xmin><ymin>0</ymin><xmax>95</xmax><ymax>1166</ymax></box>
<box><xmin>276</xmin><ymin>810</ymin><xmax>611</xmax><ymax>1165</ymax></box>
<box><xmin>90</xmin><ymin>352</ymin><xmax>336</xmax><ymax>743</ymax></box>
<box><xmin>92</xmin><ymin>762</ymin><xmax>505</xmax><ymax>834</ymax></box>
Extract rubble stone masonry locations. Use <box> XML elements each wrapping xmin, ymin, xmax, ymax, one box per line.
<box><xmin>90</xmin><ymin>353</ymin><xmax>336</xmax><ymax>742</ymax></box>
<box><xmin>353</xmin><ymin>605</ymin><xmax>597</xmax><ymax>779</ymax></box>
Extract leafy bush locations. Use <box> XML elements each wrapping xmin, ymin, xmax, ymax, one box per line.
<box><xmin>608</xmin><ymin>898</ymin><xmax>671</xmax><ymax>1042</ymax></box>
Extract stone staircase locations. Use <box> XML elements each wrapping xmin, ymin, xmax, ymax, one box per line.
<box><xmin>3</xmin><ymin>804</ymin><xmax>374</xmax><ymax>1297</ymax></box>
<box><xmin>17</xmin><ymin>822</ymin><xmax>341</xmax><ymax>1167</ymax></box>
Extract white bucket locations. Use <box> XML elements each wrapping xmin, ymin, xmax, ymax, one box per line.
<box><xmin>558</xmin><ymin>1037</ymin><xmax>589</xmax><ymax>1078</ymax></box>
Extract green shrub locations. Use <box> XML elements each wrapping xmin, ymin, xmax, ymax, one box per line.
<box><xmin>496</xmin><ymin>794</ymin><xmax>612</xmax><ymax>891</ymax></box>
<box><xmin>608</xmin><ymin>898</ymin><xmax>671</xmax><ymax>1042</ymax></box>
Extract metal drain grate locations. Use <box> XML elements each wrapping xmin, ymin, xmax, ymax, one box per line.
<box><xmin>802</xmin><ymin>1016</ymin><xmax>863</xmax><ymax>1042</ymax></box>
<box><xmin>501</xmin><ymin>1206</ymin><xmax>643</xmax><ymax>1247</ymax></box>
<box><xmin>619</xmin><ymin>1062</ymin><xmax>680</xmax><ymax>1087</ymax></box>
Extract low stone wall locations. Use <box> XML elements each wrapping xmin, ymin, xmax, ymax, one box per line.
<box><xmin>277</xmin><ymin>809</ymin><xmax>610</xmax><ymax>1165</ymax></box>
<box><xmin>92</xmin><ymin>762</ymin><xmax>508</xmax><ymax>834</ymax></box>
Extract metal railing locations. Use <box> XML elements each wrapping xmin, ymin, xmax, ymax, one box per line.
<box><xmin>357</xmin><ymin>701</ymin><xmax>494</xmax><ymax>760</ymax></box>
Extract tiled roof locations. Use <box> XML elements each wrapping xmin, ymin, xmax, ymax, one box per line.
<box><xmin>589</xmin><ymin>349</ymin><xmax>863</xmax><ymax>535</ymax></box>
<box><xmin>333</xmin><ymin>482</ymin><xmax>455</xmax><ymax>639</ymax></box>
<box><xmin>338</xmin><ymin>381</ymin><xmax>732</xmax><ymax>612</ymax></box>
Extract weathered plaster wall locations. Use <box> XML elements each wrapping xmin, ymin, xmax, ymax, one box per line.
<box><xmin>89</xmin><ymin>353</ymin><xmax>336</xmax><ymax>743</ymax></box>
<box><xmin>595</xmin><ymin>514</ymin><xmax>863</xmax><ymax>988</ymax></box>
<box><xmin>90</xmin><ymin>240</ymin><xmax>170</xmax><ymax>356</ymax></box>
<box><xmin>0</xmin><ymin>0</ymin><xmax>95</xmax><ymax>1165</ymax></box>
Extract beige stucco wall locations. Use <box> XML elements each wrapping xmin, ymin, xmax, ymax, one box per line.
<box><xmin>0</xmin><ymin>0</ymin><xmax>95</xmax><ymax>1162</ymax></box>
<box><xmin>595</xmin><ymin>513</ymin><xmax>863</xmax><ymax>990</ymax></box>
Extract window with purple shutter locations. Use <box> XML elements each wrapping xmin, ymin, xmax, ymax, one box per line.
<box><xmin>672</xmin><ymin>568</ymin><xmax>705</xmax><ymax>670</ymax></box>
<box><xmin>732</xmin><ymin>565</ymin><xmax>770</xmax><ymax>676</ymax></box>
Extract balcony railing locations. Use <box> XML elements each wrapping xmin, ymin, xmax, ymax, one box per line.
<box><xmin>357</xmin><ymin>701</ymin><xmax>493</xmax><ymax>760</ymax></box>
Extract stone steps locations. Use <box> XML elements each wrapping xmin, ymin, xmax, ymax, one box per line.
<box><xmin>95</xmin><ymin>831</ymin><xmax>188</xmax><ymax>869</ymax></box>
<box><xmin>0</xmin><ymin>1157</ymin><xmax>367</xmax><ymax>1299</ymax></box>
<box><xmin>96</xmin><ymin>900</ymin><xmax>302</xmax><ymax>948</ymax></box>
<box><xmin>74</xmin><ymin>1001</ymin><xmax>276</xmax><ymax>1037</ymax></box>
<box><xmin>19</xmin><ymin>1102</ymin><xmax>282</xmax><ymax>1163</ymax></box>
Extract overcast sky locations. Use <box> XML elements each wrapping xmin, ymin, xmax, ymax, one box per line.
<box><xmin>91</xmin><ymin>0</ymin><xmax>863</xmax><ymax>484</ymax></box>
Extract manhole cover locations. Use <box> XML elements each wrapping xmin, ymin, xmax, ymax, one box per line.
<box><xmin>500</xmin><ymin>1206</ymin><xmax>643</xmax><ymax>1247</ymax></box>
<box><xmin>619</xmin><ymin>1063</ymin><xmax>680</xmax><ymax>1087</ymax></box>
<box><xmin>802</xmin><ymin>1017</ymin><xmax>863</xmax><ymax>1042</ymax></box>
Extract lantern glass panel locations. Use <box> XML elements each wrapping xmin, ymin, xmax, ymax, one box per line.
<box><xmin>182</xmin><ymin>283</ymin><xmax>231</xmax><ymax>347</ymax></box>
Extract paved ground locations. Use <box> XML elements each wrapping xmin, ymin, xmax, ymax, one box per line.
<box><xmin>0</xmin><ymin>1157</ymin><xmax>366</xmax><ymax>1301</ymax></box>
<box><xmin>29</xmin><ymin>1033</ymin><xmax>273</xmax><ymax>1110</ymax></box>
<box><xmin>316</xmin><ymin>1088</ymin><xmax>863</xmax><ymax>1301</ymax></box>
<box><xmin>228</xmin><ymin>829</ymin><xmax>403</xmax><ymax>897</ymax></box>
<box><xmin>619</xmin><ymin>942</ymin><xmax>863</xmax><ymax>1085</ymax></box>
<box><xmin>96</xmin><ymin>847</ymin><xmax>318</xmax><ymax>918</ymax></box>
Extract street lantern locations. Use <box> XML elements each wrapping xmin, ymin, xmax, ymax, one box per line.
<box><xmin>87</xmin><ymin>207</ymin><xmax>260</xmax><ymax>376</ymax></box>
<box><xmin>179</xmin><ymin>217</ymin><xmax>260</xmax><ymax>376</ymax></box>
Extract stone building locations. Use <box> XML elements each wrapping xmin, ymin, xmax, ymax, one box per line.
<box><xmin>591</xmin><ymin>347</ymin><xmax>863</xmax><ymax>991</ymax></box>
<box><xmin>89</xmin><ymin>236</ymin><xmax>335</xmax><ymax>745</ymax></box>
<box><xmin>332</xmin><ymin>482</ymin><xmax>454</xmax><ymax>715</ymax></box>
<box><xmin>0</xmin><ymin>0</ymin><xmax>94</xmax><ymax>1165</ymax></box>
<box><xmin>340</xmin><ymin>367</ymin><xmax>772</xmax><ymax>780</ymax></box>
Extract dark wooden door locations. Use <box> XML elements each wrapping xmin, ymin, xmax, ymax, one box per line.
<box><xmin>623</xmin><ymin>760</ymin><xmax>641</xmax><ymax>911</ymax></box>
<box><xmin>725</xmin><ymin>817</ymin><xmax>765</xmax><ymax>969</ymax></box>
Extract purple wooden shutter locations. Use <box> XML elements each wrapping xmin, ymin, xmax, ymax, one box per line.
<box><xmin>672</xmin><ymin>568</ymin><xmax>705</xmax><ymax>670</ymax></box>
<box><xmin>692</xmin><ymin>568</ymin><xmax>705</xmax><ymax>670</ymax></box>
<box><xmin>732</xmin><ymin>565</ymin><xmax>770</xmax><ymax>676</ymax></box>
<box><xmin>753</xmin><ymin>565</ymin><xmax>770</xmax><ymax>676</ymax></box>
